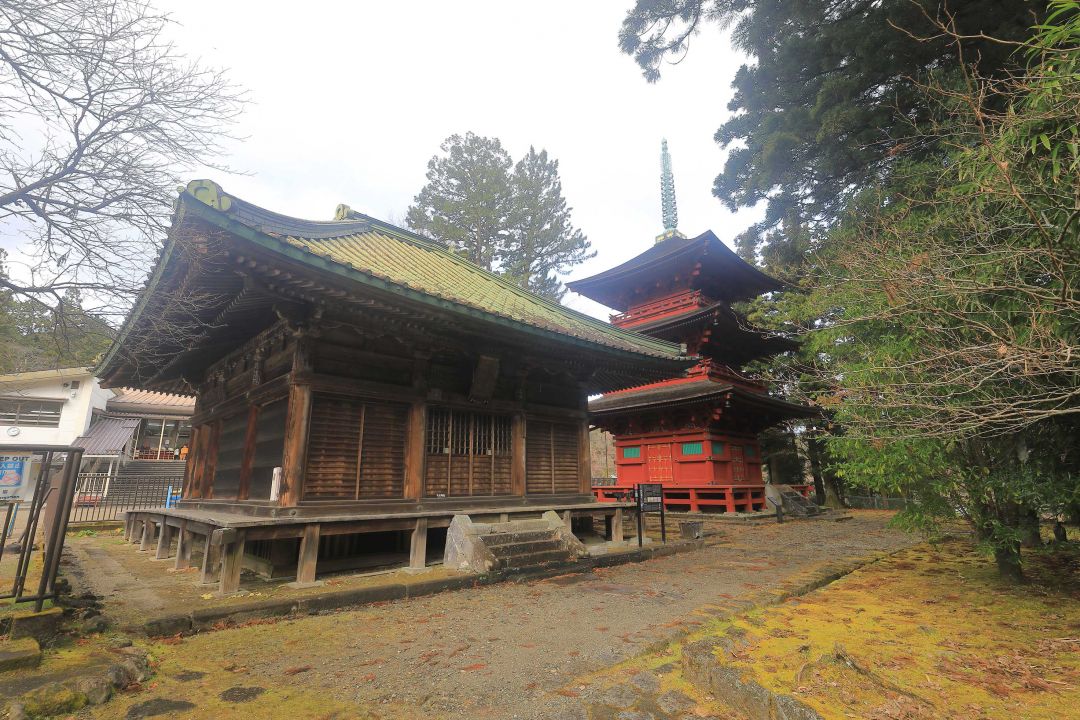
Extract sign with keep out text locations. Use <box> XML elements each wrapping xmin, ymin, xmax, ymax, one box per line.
<box><xmin>0</xmin><ymin>454</ymin><xmax>32</xmax><ymax>503</ymax></box>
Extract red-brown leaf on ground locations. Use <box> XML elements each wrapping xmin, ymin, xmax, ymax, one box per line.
<box><xmin>361</xmin><ymin>673</ymin><xmax>376</xmax><ymax>682</ymax></box>
<box><xmin>461</xmin><ymin>663</ymin><xmax>488</xmax><ymax>671</ymax></box>
<box><xmin>285</xmin><ymin>665</ymin><xmax>312</xmax><ymax>675</ymax></box>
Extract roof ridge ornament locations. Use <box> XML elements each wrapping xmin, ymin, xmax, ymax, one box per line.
<box><xmin>185</xmin><ymin>179</ymin><xmax>233</xmax><ymax>211</ymax></box>
<box><xmin>657</xmin><ymin>139</ymin><xmax>684</xmax><ymax>244</ymax></box>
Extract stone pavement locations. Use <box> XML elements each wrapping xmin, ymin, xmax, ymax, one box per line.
<box><xmin>68</xmin><ymin>511</ymin><xmax>915</xmax><ymax>720</ymax></box>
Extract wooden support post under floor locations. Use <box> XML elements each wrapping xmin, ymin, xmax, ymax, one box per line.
<box><xmin>296</xmin><ymin>524</ymin><xmax>320</xmax><ymax>585</ymax></box>
<box><xmin>139</xmin><ymin>518</ymin><xmax>155</xmax><ymax>551</ymax></box>
<box><xmin>174</xmin><ymin>523</ymin><xmax>192</xmax><ymax>570</ymax></box>
<box><xmin>155</xmin><ymin>520</ymin><xmax>174</xmax><ymax>560</ymax></box>
<box><xmin>200</xmin><ymin>536</ymin><xmax>221</xmax><ymax>585</ymax></box>
<box><xmin>219</xmin><ymin>530</ymin><xmax>247</xmax><ymax>594</ymax></box>
<box><xmin>607</xmin><ymin>509</ymin><xmax>624</xmax><ymax>543</ymax></box>
<box><xmin>409</xmin><ymin>517</ymin><xmax>428</xmax><ymax>570</ymax></box>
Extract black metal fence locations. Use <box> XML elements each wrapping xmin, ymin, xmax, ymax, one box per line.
<box><xmin>69</xmin><ymin>472</ymin><xmax>180</xmax><ymax>524</ymax></box>
<box><xmin>0</xmin><ymin>445</ymin><xmax>84</xmax><ymax>611</ymax></box>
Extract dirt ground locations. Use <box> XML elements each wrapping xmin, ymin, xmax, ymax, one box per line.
<box><xmin>64</xmin><ymin>512</ymin><xmax>914</xmax><ymax>720</ymax></box>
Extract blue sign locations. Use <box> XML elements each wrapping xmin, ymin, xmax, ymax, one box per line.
<box><xmin>0</xmin><ymin>454</ymin><xmax>30</xmax><ymax>502</ymax></box>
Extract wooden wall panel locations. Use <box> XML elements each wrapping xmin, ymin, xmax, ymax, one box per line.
<box><xmin>303</xmin><ymin>395</ymin><xmax>406</xmax><ymax>501</ymax></box>
<box><xmin>305</xmin><ymin>394</ymin><xmax>363</xmax><ymax>499</ymax></box>
<box><xmin>250</xmin><ymin>399</ymin><xmax>287</xmax><ymax>499</ymax></box>
<box><xmin>525</xmin><ymin>419</ymin><xmax>554</xmax><ymax>494</ymax></box>
<box><xmin>552</xmin><ymin>422</ymin><xmax>580</xmax><ymax>494</ymax></box>
<box><xmin>525</xmin><ymin>418</ymin><xmax>580</xmax><ymax>494</ymax></box>
<box><xmin>213</xmin><ymin>412</ymin><xmax>249</xmax><ymax>499</ymax></box>
<box><xmin>358</xmin><ymin>402</ymin><xmax>407</xmax><ymax>499</ymax></box>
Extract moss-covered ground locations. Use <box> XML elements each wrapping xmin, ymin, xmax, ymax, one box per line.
<box><xmin>574</xmin><ymin>535</ymin><xmax>1079</xmax><ymax>719</ymax></box>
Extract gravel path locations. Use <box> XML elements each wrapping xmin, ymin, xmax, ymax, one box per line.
<box><xmin>83</xmin><ymin>512</ymin><xmax>915</xmax><ymax>720</ymax></box>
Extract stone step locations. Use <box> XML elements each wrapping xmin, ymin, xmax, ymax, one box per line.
<box><xmin>483</xmin><ymin>519</ymin><xmax>555</xmax><ymax>535</ymax></box>
<box><xmin>487</xmin><ymin>538</ymin><xmax>563</xmax><ymax>558</ymax></box>
<box><xmin>482</xmin><ymin>530</ymin><xmax>558</xmax><ymax>547</ymax></box>
<box><xmin>496</xmin><ymin>548</ymin><xmax>572</xmax><ymax>570</ymax></box>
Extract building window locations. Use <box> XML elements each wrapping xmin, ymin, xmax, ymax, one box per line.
<box><xmin>712</xmin><ymin>441</ymin><xmax>725</xmax><ymax>456</ymax></box>
<box><xmin>622</xmin><ymin>446</ymin><xmax>641</xmax><ymax>459</ymax></box>
<box><xmin>681</xmin><ymin>442</ymin><xmax>703</xmax><ymax>455</ymax></box>
<box><xmin>425</xmin><ymin>408</ymin><xmax>513</xmax><ymax>496</ymax></box>
<box><xmin>745</xmin><ymin>445</ymin><xmax>757</xmax><ymax>458</ymax></box>
<box><xmin>0</xmin><ymin>399</ymin><xmax>63</xmax><ymax>427</ymax></box>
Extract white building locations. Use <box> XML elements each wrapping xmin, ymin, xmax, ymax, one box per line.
<box><xmin>0</xmin><ymin>367</ymin><xmax>111</xmax><ymax>447</ymax></box>
<box><xmin>0</xmin><ymin>367</ymin><xmax>111</xmax><ymax>502</ymax></box>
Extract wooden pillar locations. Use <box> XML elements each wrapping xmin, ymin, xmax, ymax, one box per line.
<box><xmin>200</xmin><ymin>535</ymin><xmax>221</xmax><ymax>585</ymax></box>
<box><xmin>202</xmin><ymin>421</ymin><xmax>220</xmax><ymax>499</ymax></box>
<box><xmin>175</xmin><ymin>523</ymin><xmax>193</xmax><ymax>570</ymax></box>
<box><xmin>578</xmin><ymin>419</ymin><xmax>592</xmax><ymax>494</ymax></box>
<box><xmin>280</xmin><ymin>383</ymin><xmax>312</xmax><ymax>506</ymax></box>
<box><xmin>185</xmin><ymin>426</ymin><xmax>204</xmax><ymax>499</ymax></box>
<box><xmin>219</xmin><ymin>530</ymin><xmax>246</xmax><ymax>594</ymax></box>
<box><xmin>403</xmin><ymin>401</ymin><xmax>425</xmax><ymax>500</ymax></box>
<box><xmin>296</xmin><ymin>524</ymin><xmax>320</xmax><ymax>584</ymax></box>
<box><xmin>155</xmin><ymin>521</ymin><xmax>174</xmax><ymax>559</ymax></box>
<box><xmin>237</xmin><ymin>404</ymin><xmax>260</xmax><ymax>500</ymax></box>
<box><xmin>511</xmin><ymin>413</ymin><xmax>526</xmax><ymax>496</ymax></box>
<box><xmin>611</xmin><ymin>508</ymin><xmax>624</xmax><ymax>542</ymax></box>
<box><xmin>410</xmin><ymin>517</ymin><xmax>428</xmax><ymax>570</ymax></box>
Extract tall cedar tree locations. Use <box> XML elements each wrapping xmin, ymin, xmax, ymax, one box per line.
<box><xmin>408</xmin><ymin>135</ymin><xmax>591</xmax><ymax>300</ymax></box>
<box><xmin>503</xmin><ymin>147</ymin><xmax>594</xmax><ymax>300</ymax></box>
<box><xmin>619</xmin><ymin>0</ymin><xmax>1042</xmax><ymax>267</ymax></box>
<box><xmin>406</xmin><ymin>133</ymin><xmax>515</xmax><ymax>271</ymax></box>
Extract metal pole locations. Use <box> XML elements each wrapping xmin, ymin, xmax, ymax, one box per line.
<box><xmin>35</xmin><ymin>450</ymin><xmax>81</xmax><ymax>611</ymax></box>
<box><xmin>12</xmin><ymin>451</ymin><xmax>53</xmax><ymax>599</ymax></box>
<box><xmin>0</xmin><ymin>503</ymin><xmax>14</xmax><ymax>564</ymax></box>
<box><xmin>636</xmin><ymin>508</ymin><xmax>644</xmax><ymax>548</ymax></box>
<box><xmin>660</xmin><ymin>496</ymin><xmax>667</xmax><ymax>544</ymax></box>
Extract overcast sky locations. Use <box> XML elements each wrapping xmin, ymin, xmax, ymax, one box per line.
<box><xmin>162</xmin><ymin>1</ymin><xmax>756</xmax><ymax>319</ymax></box>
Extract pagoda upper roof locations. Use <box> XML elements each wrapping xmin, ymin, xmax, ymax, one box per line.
<box><xmin>97</xmin><ymin>180</ymin><xmax>692</xmax><ymax>393</ymax></box>
<box><xmin>567</xmin><ymin>230</ymin><xmax>785</xmax><ymax>311</ymax></box>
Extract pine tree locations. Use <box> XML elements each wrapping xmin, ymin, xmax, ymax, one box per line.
<box><xmin>502</xmin><ymin>147</ymin><xmax>594</xmax><ymax>300</ymax></box>
<box><xmin>406</xmin><ymin>133</ymin><xmax>514</xmax><ymax>271</ymax></box>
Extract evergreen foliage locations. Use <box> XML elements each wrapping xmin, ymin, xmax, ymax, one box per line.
<box><xmin>0</xmin><ymin>251</ymin><xmax>114</xmax><ymax>372</ymax></box>
<box><xmin>407</xmin><ymin>134</ymin><xmax>592</xmax><ymax>300</ymax></box>
<box><xmin>619</xmin><ymin>0</ymin><xmax>1078</xmax><ymax>577</ymax></box>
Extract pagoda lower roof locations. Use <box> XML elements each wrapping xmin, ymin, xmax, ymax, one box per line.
<box><xmin>589</xmin><ymin>377</ymin><xmax>817</xmax><ymax>419</ymax></box>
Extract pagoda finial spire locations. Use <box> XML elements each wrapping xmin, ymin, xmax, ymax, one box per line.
<box><xmin>658</xmin><ymin>139</ymin><xmax>683</xmax><ymax>243</ymax></box>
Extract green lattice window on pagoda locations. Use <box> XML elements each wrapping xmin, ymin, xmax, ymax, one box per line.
<box><xmin>745</xmin><ymin>445</ymin><xmax>757</xmax><ymax>458</ymax></box>
<box><xmin>681</xmin><ymin>442</ymin><xmax>703</xmax><ymax>455</ymax></box>
<box><xmin>711</xmin><ymin>441</ymin><xmax>725</xmax><ymax>456</ymax></box>
<box><xmin>622</xmin><ymin>446</ymin><xmax>641</xmax><ymax>459</ymax></box>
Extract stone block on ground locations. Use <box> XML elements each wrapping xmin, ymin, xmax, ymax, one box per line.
<box><xmin>8</xmin><ymin>606</ymin><xmax>64</xmax><ymax>642</ymax></box>
<box><xmin>0</xmin><ymin>637</ymin><xmax>41</xmax><ymax>673</ymax></box>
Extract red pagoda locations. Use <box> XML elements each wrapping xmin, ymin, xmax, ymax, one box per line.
<box><xmin>568</xmin><ymin>140</ymin><xmax>815</xmax><ymax>514</ymax></box>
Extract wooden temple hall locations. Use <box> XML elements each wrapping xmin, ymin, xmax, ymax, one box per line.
<box><xmin>98</xmin><ymin>180</ymin><xmax>690</xmax><ymax>592</ymax></box>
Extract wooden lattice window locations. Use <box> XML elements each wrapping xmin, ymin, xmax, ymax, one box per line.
<box><xmin>424</xmin><ymin>408</ymin><xmax>512</xmax><ymax>497</ymax></box>
<box><xmin>681</xmin><ymin>442</ymin><xmax>703</xmax><ymax>455</ymax></box>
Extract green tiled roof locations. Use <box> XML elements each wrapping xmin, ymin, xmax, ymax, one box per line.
<box><xmin>183</xmin><ymin>180</ymin><xmax>685</xmax><ymax>360</ymax></box>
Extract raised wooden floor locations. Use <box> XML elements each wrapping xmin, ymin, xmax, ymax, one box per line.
<box><xmin>125</xmin><ymin>498</ymin><xmax>631</xmax><ymax>595</ymax></box>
